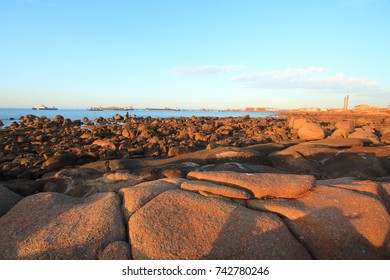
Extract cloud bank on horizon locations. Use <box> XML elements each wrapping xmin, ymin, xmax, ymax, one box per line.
<box><xmin>171</xmin><ymin>65</ymin><xmax>382</xmax><ymax>94</ymax></box>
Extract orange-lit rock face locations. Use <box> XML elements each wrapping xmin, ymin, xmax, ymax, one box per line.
<box><xmin>187</xmin><ymin>171</ymin><xmax>315</xmax><ymax>199</ymax></box>
<box><xmin>248</xmin><ymin>185</ymin><xmax>390</xmax><ymax>259</ymax></box>
<box><xmin>128</xmin><ymin>189</ymin><xmax>312</xmax><ymax>260</ymax></box>
<box><xmin>0</xmin><ymin>192</ymin><xmax>126</xmax><ymax>259</ymax></box>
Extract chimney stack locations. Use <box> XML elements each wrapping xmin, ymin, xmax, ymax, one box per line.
<box><xmin>343</xmin><ymin>95</ymin><xmax>349</xmax><ymax>110</ymax></box>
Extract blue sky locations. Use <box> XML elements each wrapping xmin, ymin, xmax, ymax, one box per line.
<box><xmin>0</xmin><ymin>0</ymin><xmax>389</xmax><ymax>109</ymax></box>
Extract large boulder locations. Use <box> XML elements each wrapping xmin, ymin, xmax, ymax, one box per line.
<box><xmin>288</xmin><ymin>118</ymin><xmax>307</xmax><ymax>130</ymax></box>
<box><xmin>42</xmin><ymin>154</ymin><xmax>78</xmax><ymax>172</ymax></box>
<box><xmin>0</xmin><ymin>186</ymin><xmax>22</xmax><ymax>217</ymax></box>
<box><xmin>298</xmin><ymin>123</ymin><xmax>325</xmax><ymax>140</ymax></box>
<box><xmin>118</xmin><ymin>178</ymin><xmax>183</xmax><ymax>221</ymax></box>
<box><xmin>348</xmin><ymin>130</ymin><xmax>380</xmax><ymax>144</ymax></box>
<box><xmin>330</xmin><ymin>128</ymin><xmax>349</xmax><ymax>139</ymax></box>
<box><xmin>335</xmin><ymin>121</ymin><xmax>355</xmax><ymax>132</ymax></box>
<box><xmin>0</xmin><ymin>192</ymin><xmax>126</xmax><ymax>259</ymax></box>
<box><xmin>129</xmin><ymin>189</ymin><xmax>311</xmax><ymax>259</ymax></box>
<box><xmin>187</xmin><ymin>171</ymin><xmax>314</xmax><ymax>199</ymax></box>
<box><xmin>247</xmin><ymin>185</ymin><xmax>390</xmax><ymax>259</ymax></box>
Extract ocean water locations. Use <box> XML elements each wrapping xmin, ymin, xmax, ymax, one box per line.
<box><xmin>0</xmin><ymin>108</ymin><xmax>274</xmax><ymax>127</ymax></box>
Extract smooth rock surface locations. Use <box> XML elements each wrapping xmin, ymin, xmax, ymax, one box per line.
<box><xmin>298</xmin><ymin>123</ymin><xmax>325</xmax><ymax>140</ymax></box>
<box><xmin>129</xmin><ymin>189</ymin><xmax>311</xmax><ymax>259</ymax></box>
<box><xmin>118</xmin><ymin>178</ymin><xmax>183</xmax><ymax>221</ymax></box>
<box><xmin>0</xmin><ymin>192</ymin><xmax>126</xmax><ymax>259</ymax></box>
<box><xmin>247</xmin><ymin>186</ymin><xmax>390</xmax><ymax>259</ymax></box>
<box><xmin>187</xmin><ymin>171</ymin><xmax>314</xmax><ymax>198</ymax></box>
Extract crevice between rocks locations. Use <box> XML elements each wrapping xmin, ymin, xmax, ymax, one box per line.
<box><xmin>246</xmin><ymin>205</ymin><xmax>317</xmax><ymax>260</ymax></box>
<box><xmin>185</xmin><ymin>177</ymin><xmax>256</xmax><ymax>198</ymax></box>
<box><xmin>119</xmin><ymin>187</ymin><xmax>182</xmax><ymax>260</ymax></box>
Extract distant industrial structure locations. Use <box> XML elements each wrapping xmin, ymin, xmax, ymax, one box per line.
<box><xmin>343</xmin><ymin>95</ymin><xmax>350</xmax><ymax>110</ymax></box>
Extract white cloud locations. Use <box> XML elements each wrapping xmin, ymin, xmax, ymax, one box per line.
<box><xmin>171</xmin><ymin>65</ymin><xmax>244</xmax><ymax>75</ymax></box>
<box><xmin>232</xmin><ymin>67</ymin><xmax>379</xmax><ymax>92</ymax></box>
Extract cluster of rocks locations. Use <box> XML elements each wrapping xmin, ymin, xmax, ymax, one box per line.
<box><xmin>1</xmin><ymin>113</ymin><xmax>389</xmax><ymax>181</ymax></box>
<box><xmin>0</xmin><ymin>112</ymin><xmax>389</xmax><ymax>259</ymax></box>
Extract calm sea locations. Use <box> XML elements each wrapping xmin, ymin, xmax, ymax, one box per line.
<box><xmin>0</xmin><ymin>108</ymin><xmax>274</xmax><ymax>127</ymax></box>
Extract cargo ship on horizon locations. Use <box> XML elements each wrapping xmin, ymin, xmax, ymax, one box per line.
<box><xmin>32</xmin><ymin>104</ymin><xmax>58</xmax><ymax>110</ymax></box>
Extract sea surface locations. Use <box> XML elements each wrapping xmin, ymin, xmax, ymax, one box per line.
<box><xmin>0</xmin><ymin>108</ymin><xmax>274</xmax><ymax>127</ymax></box>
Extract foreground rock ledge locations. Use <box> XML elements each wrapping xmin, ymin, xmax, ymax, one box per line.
<box><xmin>0</xmin><ymin>192</ymin><xmax>126</xmax><ymax>259</ymax></box>
<box><xmin>247</xmin><ymin>185</ymin><xmax>390</xmax><ymax>259</ymax></box>
<box><xmin>129</xmin><ymin>189</ymin><xmax>312</xmax><ymax>260</ymax></box>
<box><xmin>187</xmin><ymin>171</ymin><xmax>315</xmax><ymax>198</ymax></box>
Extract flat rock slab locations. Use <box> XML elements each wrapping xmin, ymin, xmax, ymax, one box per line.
<box><xmin>118</xmin><ymin>178</ymin><xmax>184</xmax><ymax>221</ymax></box>
<box><xmin>181</xmin><ymin>180</ymin><xmax>253</xmax><ymax>199</ymax></box>
<box><xmin>187</xmin><ymin>171</ymin><xmax>314</xmax><ymax>199</ymax></box>
<box><xmin>82</xmin><ymin>147</ymin><xmax>263</xmax><ymax>173</ymax></box>
<box><xmin>0</xmin><ymin>192</ymin><xmax>126</xmax><ymax>259</ymax></box>
<box><xmin>247</xmin><ymin>186</ymin><xmax>390</xmax><ymax>259</ymax></box>
<box><xmin>0</xmin><ymin>186</ymin><xmax>22</xmax><ymax>217</ymax></box>
<box><xmin>316</xmin><ymin>179</ymin><xmax>382</xmax><ymax>200</ymax></box>
<box><xmin>129</xmin><ymin>189</ymin><xmax>311</xmax><ymax>259</ymax></box>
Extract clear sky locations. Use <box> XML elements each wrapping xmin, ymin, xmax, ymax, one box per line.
<box><xmin>0</xmin><ymin>0</ymin><xmax>389</xmax><ymax>109</ymax></box>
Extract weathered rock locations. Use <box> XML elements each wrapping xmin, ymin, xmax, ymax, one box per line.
<box><xmin>322</xmin><ymin>146</ymin><xmax>389</xmax><ymax>179</ymax></box>
<box><xmin>0</xmin><ymin>179</ymin><xmax>45</xmax><ymax>196</ymax></box>
<box><xmin>330</xmin><ymin>128</ymin><xmax>349</xmax><ymax>139</ymax></box>
<box><xmin>195</xmin><ymin>162</ymin><xmax>284</xmax><ymax>174</ymax></box>
<box><xmin>335</xmin><ymin>121</ymin><xmax>355</xmax><ymax>132</ymax></box>
<box><xmin>81</xmin><ymin>160</ymin><xmax>110</xmax><ymax>173</ymax></box>
<box><xmin>129</xmin><ymin>189</ymin><xmax>311</xmax><ymax>259</ymax></box>
<box><xmin>348</xmin><ymin>130</ymin><xmax>380</xmax><ymax>144</ymax></box>
<box><xmin>98</xmin><ymin>241</ymin><xmax>132</xmax><ymax>260</ymax></box>
<box><xmin>92</xmin><ymin>139</ymin><xmax>116</xmax><ymax>150</ymax></box>
<box><xmin>42</xmin><ymin>154</ymin><xmax>78</xmax><ymax>172</ymax></box>
<box><xmin>381</xmin><ymin>132</ymin><xmax>390</xmax><ymax>144</ymax></box>
<box><xmin>187</xmin><ymin>171</ymin><xmax>314</xmax><ymax>199</ymax></box>
<box><xmin>298</xmin><ymin>123</ymin><xmax>325</xmax><ymax>140</ymax></box>
<box><xmin>54</xmin><ymin>168</ymin><xmax>101</xmax><ymax>179</ymax></box>
<box><xmin>0</xmin><ymin>192</ymin><xmax>126</xmax><ymax>259</ymax></box>
<box><xmin>289</xmin><ymin>118</ymin><xmax>307</xmax><ymax>130</ymax></box>
<box><xmin>0</xmin><ymin>186</ymin><xmax>22</xmax><ymax>217</ymax></box>
<box><xmin>247</xmin><ymin>186</ymin><xmax>390</xmax><ymax>259</ymax></box>
<box><xmin>52</xmin><ymin>115</ymin><xmax>64</xmax><ymax>123</ymax></box>
<box><xmin>84</xmin><ymin>147</ymin><xmax>263</xmax><ymax>174</ymax></box>
<box><xmin>316</xmin><ymin>178</ymin><xmax>383</xmax><ymax>200</ymax></box>
<box><xmin>118</xmin><ymin>178</ymin><xmax>183</xmax><ymax>221</ymax></box>
<box><xmin>102</xmin><ymin>172</ymin><xmax>138</xmax><ymax>183</ymax></box>
<box><xmin>168</xmin><ymin>146</ymin><xmax>190</xmax><ymax>157</ymax></box>
<box><xmin>181</xmin><ymin>180</ymin><xmax>253</xmax><ymax>199</ymax></box>
<box><xmin>267</xmin><ymin>139</ymin><xmax>388</xmax><ymax>179</ymax></box>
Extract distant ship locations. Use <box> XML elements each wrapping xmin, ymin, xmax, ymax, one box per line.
<box><xmin>88</xmin><ymin>106</ymin><xmax>134</xmax><ymax>111</ymax></box>
<box><xmin>145</xmin><ymin>107</ymin><xmax>180</xmax><ymax>111</ymax></box>
<box><xmin>32</xmin><ymin>104</ymin><xmax>58</xmax><ymax>110</ymax></box>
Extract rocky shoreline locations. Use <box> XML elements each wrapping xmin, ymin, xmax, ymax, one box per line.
<box><xmin>0</xmin><ymin>111</ymin><xmax>389</xmax><ymax>259</ymax></box>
